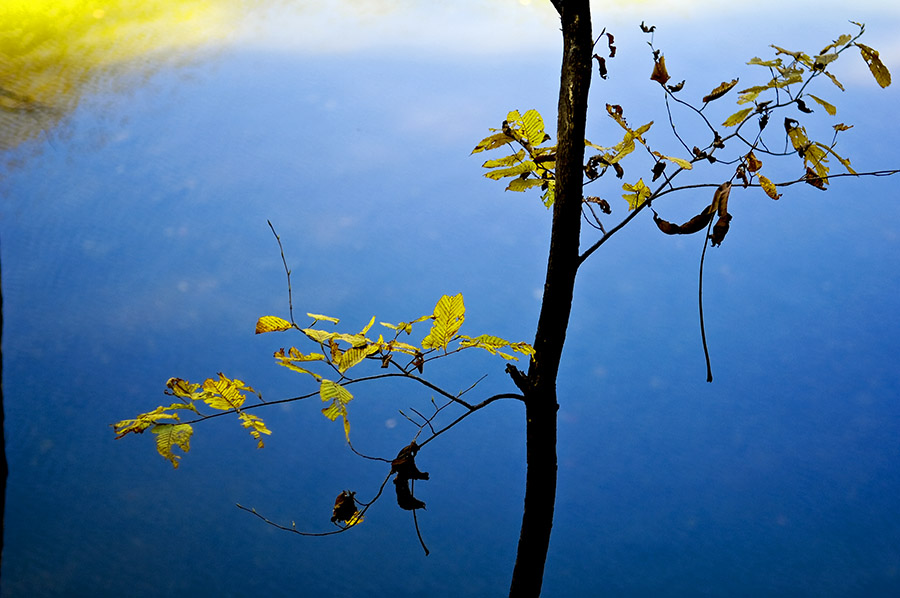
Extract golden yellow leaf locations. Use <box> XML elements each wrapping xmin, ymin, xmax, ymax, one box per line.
<box><xmin>652</xmin><ymin>151</ymin><xmax>693</xmax><ymax>170</ymax></box>
<box><xmin>152</xmin><ymin>423</ymin><xmax>193</xmax><ymax>468</ymax></box>
<box><xmin>255</xmin><ymin>315</ymin><xmax>292</xmax><ymax>334</ymax></box>
<box><xmin>522</xmin><ymin>109</ymin><xmax>546</xmax><ymax>147</ymax></box>
<box><xmin>239</xmin><ymin>413</ymin><xmax>271</xmax><ymax>449</ymax></box>
<box><xmin>113</xmin><ymin>403</ymin><xmax>196</xmax><ymax>439</ymax></box>
<box><xmin>421</xmin><ymin>294</ymin><xmax>465</xmax><ymax>350</ymax></box>
<box><xmin>621</xmin><ymin>179</ymin><xmax>651</xmax><ymax>211</ymax></box>
<box><xmin>320</xmin><ymin>380</ymin><xmax>353</xmax><ymax>442</ymax></box>
<box><xmin>758</xmin><ymin>175</ymin><xmax>781</xmax><ymax>200</ymax></box>
<box><xmin>307</xmin><ymin>313</ymin><xmax>340</xmax><ymax>324</ymax></box>
<box><xmin>482</xmin><ymin>150</ymin><xmax>527</xmax><ymax>169</ymax></box>
<box><xmin>484</xmin><ymin>161</ymin><xmax>537</xmax><ymax>180</ymax></box>
<box><xmin>202</xmin><ymin>373</ymin><xmax>255</xmax><ymax>411</ymax></box>
<box><xmin>507</xmin><ymin>178</ymin><xmax>544</xmax><ymax>193</ymax></box>
<box><xmin>722</xmin><ymin>107</ymin><xmax>753</xmax><ymax>127</ymax></box>
<box><xmin>471</xmin><ymin>131</ymin><xmax>514</xmax><ymax>154</ymax></box>
<box><xmin>806</xmin><ymin>94</ymin><xmax>837</xmax><ymax>116</ymax></box>
<box><xmin>857</xmin><ymin>43</ymin><xmax>891</xmax><ymax>88</ymax></box>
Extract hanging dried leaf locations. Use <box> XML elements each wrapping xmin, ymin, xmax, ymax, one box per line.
<box><xmin>653</xmin><ymin>204</ymin><xmax>715</xmax><ymax>236</ymax></box>
<box><xmin>391</xmin><ymin>440</ymin><xmax>429</xmax><ymax>482</ymax></box>
<box><xmin>593</xmin><ymin>54</ymin><xmax>608</xmax><ymax>79</ymax></box>
<box><xmin>606</xmin><ymin>32</ymin><xmax>616</xmax><ymax>58</ymax></box>
<box><xmin>667</xmin><ymin>80</ymin><xmax>685</xmax><ymax>93</ymax></box>
<box><xmin>710</xmin><ymin>213</ymin><xmax>732</xmax><ymax>247</ymax></box>
<box><xmin>651</xmin><ymin>55</ymin><xmax>670</xmax><ymax>85</ymax></box>
<box><xmin>746</xmin><ymin>152</ymin><xmax>762</xmax><ymax>173</ymax></box>
<box><xmin>393</xmin><ymin>478</ymin><xmax>426</xmax><ymax>511</ymax></box>
<box><xmin>703</xmin><ymin>78</ymin><xmax>738</xmax><ymax>103</ymax></box>
<box><xmin>712</xmin><ymin>181</ymin><xmax>732</xmax><ymax>217</ymax></box>
<box><xmin>640</xmin><ymin>21</ymin><xmax>656</xmax><ymax>33</ymax></box>
<box><xmin>651</xmin><ymin>161</ymin><xmax>666</xmax><ymax>182</ymax></box>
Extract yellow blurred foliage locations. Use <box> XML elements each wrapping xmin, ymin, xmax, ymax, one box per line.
<box><xmin>0</xmin><ymin>0</ymin><xmax>241</xmax><ymax>150</ymax></box>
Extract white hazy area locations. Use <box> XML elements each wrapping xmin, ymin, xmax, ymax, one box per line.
<box><xmin>238</xmin><ymin>0</ymin><xmax>900</xmax><ymax>59</ymax></box>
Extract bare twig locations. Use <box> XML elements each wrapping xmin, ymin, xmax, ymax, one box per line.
<box><xmin>267</xmin><ymin>220</ymin><xmax>297</xmax><ymax>326</ymax></box>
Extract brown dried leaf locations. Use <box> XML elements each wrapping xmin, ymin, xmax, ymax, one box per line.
<box><xmin>703</xmin><ymin>78</ymin><xmax>739</xmax><ymax>103</ymax></box>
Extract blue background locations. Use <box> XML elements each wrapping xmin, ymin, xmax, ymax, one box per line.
<box><xmin>2</xmin><ymin>2</ymin><xmax>900</xmax><ymax>596</ymax></box>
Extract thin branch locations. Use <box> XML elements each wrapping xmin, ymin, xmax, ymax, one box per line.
<box><xmin>267</xmin><ymin>220</ymin><xmax>296</xmax><ymax>326</ymax></box>
<box><xmin>417</xmin><ymin>393</ymin><xmax>523</xmax><ymax>450</ymax></box>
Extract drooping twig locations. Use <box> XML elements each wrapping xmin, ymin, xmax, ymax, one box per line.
<box><xmin>411</xmin><ymin>479</ymin><xmax>430</xmax><ymax>556</ymax></box>
<box><xmin>698</xmin><ymin>217</ymin><xmax>715</xmax><ymax>383</ymax></box>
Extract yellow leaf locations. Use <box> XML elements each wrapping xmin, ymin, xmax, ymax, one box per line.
<box><xmin>806</xmin><ymin>94</ymin><xmax>836</xmax><ymax>116</ymax></box>
<box><xmin>482</xmin><ymin>150</ymin><xmax>526</xmax><ymax>168</ymax></box>
<box><xmin>757</xmin><ymin>175</ymin><xmax>781</xmax><ymax>200</ymax></box>
<box><xmin>484</xmin><ymin>161</ymin><xmax>537</xmax><ymax>180</ymax></box>
<box><xmin>522</xmin><ymin>109</ymin><xmax>546</xmax><ymax>147</ymax></box>
<box><xmin>652</xmin><ymin>151</ymin><xmax>693</xmax><ymax>170</ymax></box>
<box><xmin>702</xmin><ymin>78</ymin><xmax>738</xmax><ymax>103</ymax></box>
<box><xmin>320</xmin><ymin>379</ymin><xmax>353</xmax><ymax>442</ymax></box>
<box><xmin>274</xmin><ymin>347</ymin><xmax>324</xmax><ymax>379</ymax></box>
<box><xmin>815</xmin><ymin>142</ymin><xmax>856</xmax><ymax>175</ymax></box>
<box><xmin>621</xmin><ymin>178</ymin><xmax>651</xmax><ymax>211</ymax></box>
<box><xmin>747</xmin><ymin>57</ymin><xmax>782</xmax><ymax>68</ymax></box>
<box><xmin>165</xmin><ymin>377</ymin><xmax>204</xmax><ymax>400</ymax></box>
<box><xmin>239</xmin><ymin>413</ymin><xmax>271</xmax><ymax>449</ymax></box>
<box><xmin>337</xmin><ymin>342</ymin><xmax>382</xmax><ymax>373</ymax></box>
<box><xmin>857</xmin><ymin>43</ymin><xmax>891</xmax><ymax>88</ymax></box>
<box><xmin>113</xmin><ymin>402</ymin><xmax>197</xmax><ymax>439</ymax></box>
<box><xmin>152</xmin><ymin>423</ymin><xmax>193</xmax><ymax>468</ymax></box>
<box><xmin>507</xmin><ymin>177</ymin><xmax>544</xmax><ymax>192</ymax></box>
<box><xmin>301</xmin><ymin>328</ymin><xmax>339</xmax><ymax>344</ymax></box>
<box><xmin>202</xmin><ymin>373</ymin><xmax>255</xmax><ymax>411</ymax></box>
<box><xmin>307</xmin><ymin>313</ymin><xmax>340</xmax><ymax>324</ymax></box>
<box><xmin>541</xmin><ymin>180</ymin><xmax>556</xmax><ymax>208</ymax></box>
<box><xmin>458</xmin><ymin>334</ymin><xmax>535</xmax><ymax>361</ymax></box>
<box><xmin>722</xmin><ymin>107</ymin><xmax>753</xmax><ymax>127</ymax></box>
<box><xmin>471</xmin><ymin>131</ymin><xmax>514</xmax><ymax>154</ymax></box>
<box><xmin>737</xmin><ymin>85</ymin><xmax>769</xmax><ymax>105</ymax></box>
<box><xmin>255</xmin><ymin>315</ymin><xmax>292</xmax><ymax>334</ymax></box>
<box><xmin>421</xmin><ymin>293</ymin><xmax>465</xmax><ymax>350</ymax></box>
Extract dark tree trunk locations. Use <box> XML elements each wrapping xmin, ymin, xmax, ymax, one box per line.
<box><xmin>508</xmin><ymin>2</ymin><xmax>592</xmax><ymax>597</ymax></box>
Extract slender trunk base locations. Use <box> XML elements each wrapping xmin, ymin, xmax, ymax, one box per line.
<box><xmin>508</xmin><ymin>397</ymin><xmax>559</xmax><ymax>598</ymax></box>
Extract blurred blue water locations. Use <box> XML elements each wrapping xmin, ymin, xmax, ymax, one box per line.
<box><xmin>2</xmin><ymin>27</ymin><xmax>900</xmax><ymax>598</ymax></box>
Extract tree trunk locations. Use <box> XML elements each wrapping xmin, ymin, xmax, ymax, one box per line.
<box><xmin>508</xmin><ymin>2</ymin><xmax>592</xmax><ymax>597</ymax></box>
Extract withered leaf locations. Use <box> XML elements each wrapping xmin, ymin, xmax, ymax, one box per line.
<box><xmin>331</xmin><ymin>490</ymin><xmax>358</xmax><ymax>523</ymax></box>
<box><xmin>653</xmin><ymin>204</ymin><xmax>715</xmax><ymax>236</ymax></box>
<box><xmin>796</xmin><ymin>99</ymin><xmax>813</xmax><ymax>114</ymax></box>
<box><xmin>746</xmin><ymin>152</ymin><xmax>762</xmax><ymax>173</ymax></box>
<box><xmin>585</xmin><ymin>196</ymin><xmax>611</xmax><ymax>214</ymax></box>
<box><xmin>606</xmin><ymin>32</ymin><xmax>616</xmax><ymax>58</ymax></box>
<box><xmin>393</xmin><ymin>478</ymin><xmax>426</xmax><ymax>511</ymax></box>
<box><xmin>804</xmin><ymin>166</ymin><xmax>827</xmax><ymax>190</ymax></box>
<box><xmin>713</xmin><ymin>181</ymin><xmax>732</xmax><ymax>217</ymax></box>
<box><xmin>710</xmin><ymin>213</ymin><xmax>732</xmax><ymax>247</ymax></box>
<box><xmin>652</xmin><ymin>161</ymin><xmax>666</xmax><ymax>182</ymax></box>
<box><xmin>392</xmin><ymin>440</ymin><xmax>429</xmax><ymax>482</ymax></box>
<box><xmin>593</xmin><ymin>54</ymin><xmax>608</xmax><ymax>79</ymax></box>
<box><xmin>651</xmin><ymin>55</ymin><xmax>670</xmax><ymax>85</ymax></box>
<box><xmin>702</xmin><ymin>78</ymin><xmax>739</xmax><ymax>103</ymax></box>
<box><xmin>667</xmin><ymin>80</ymin><xmax>685</xmax><ymax>93</ymax></box>
<box><xmin>640</xmin><ymin>21</ymin><xmax>656</xmax><ymax>33</ymax></box>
